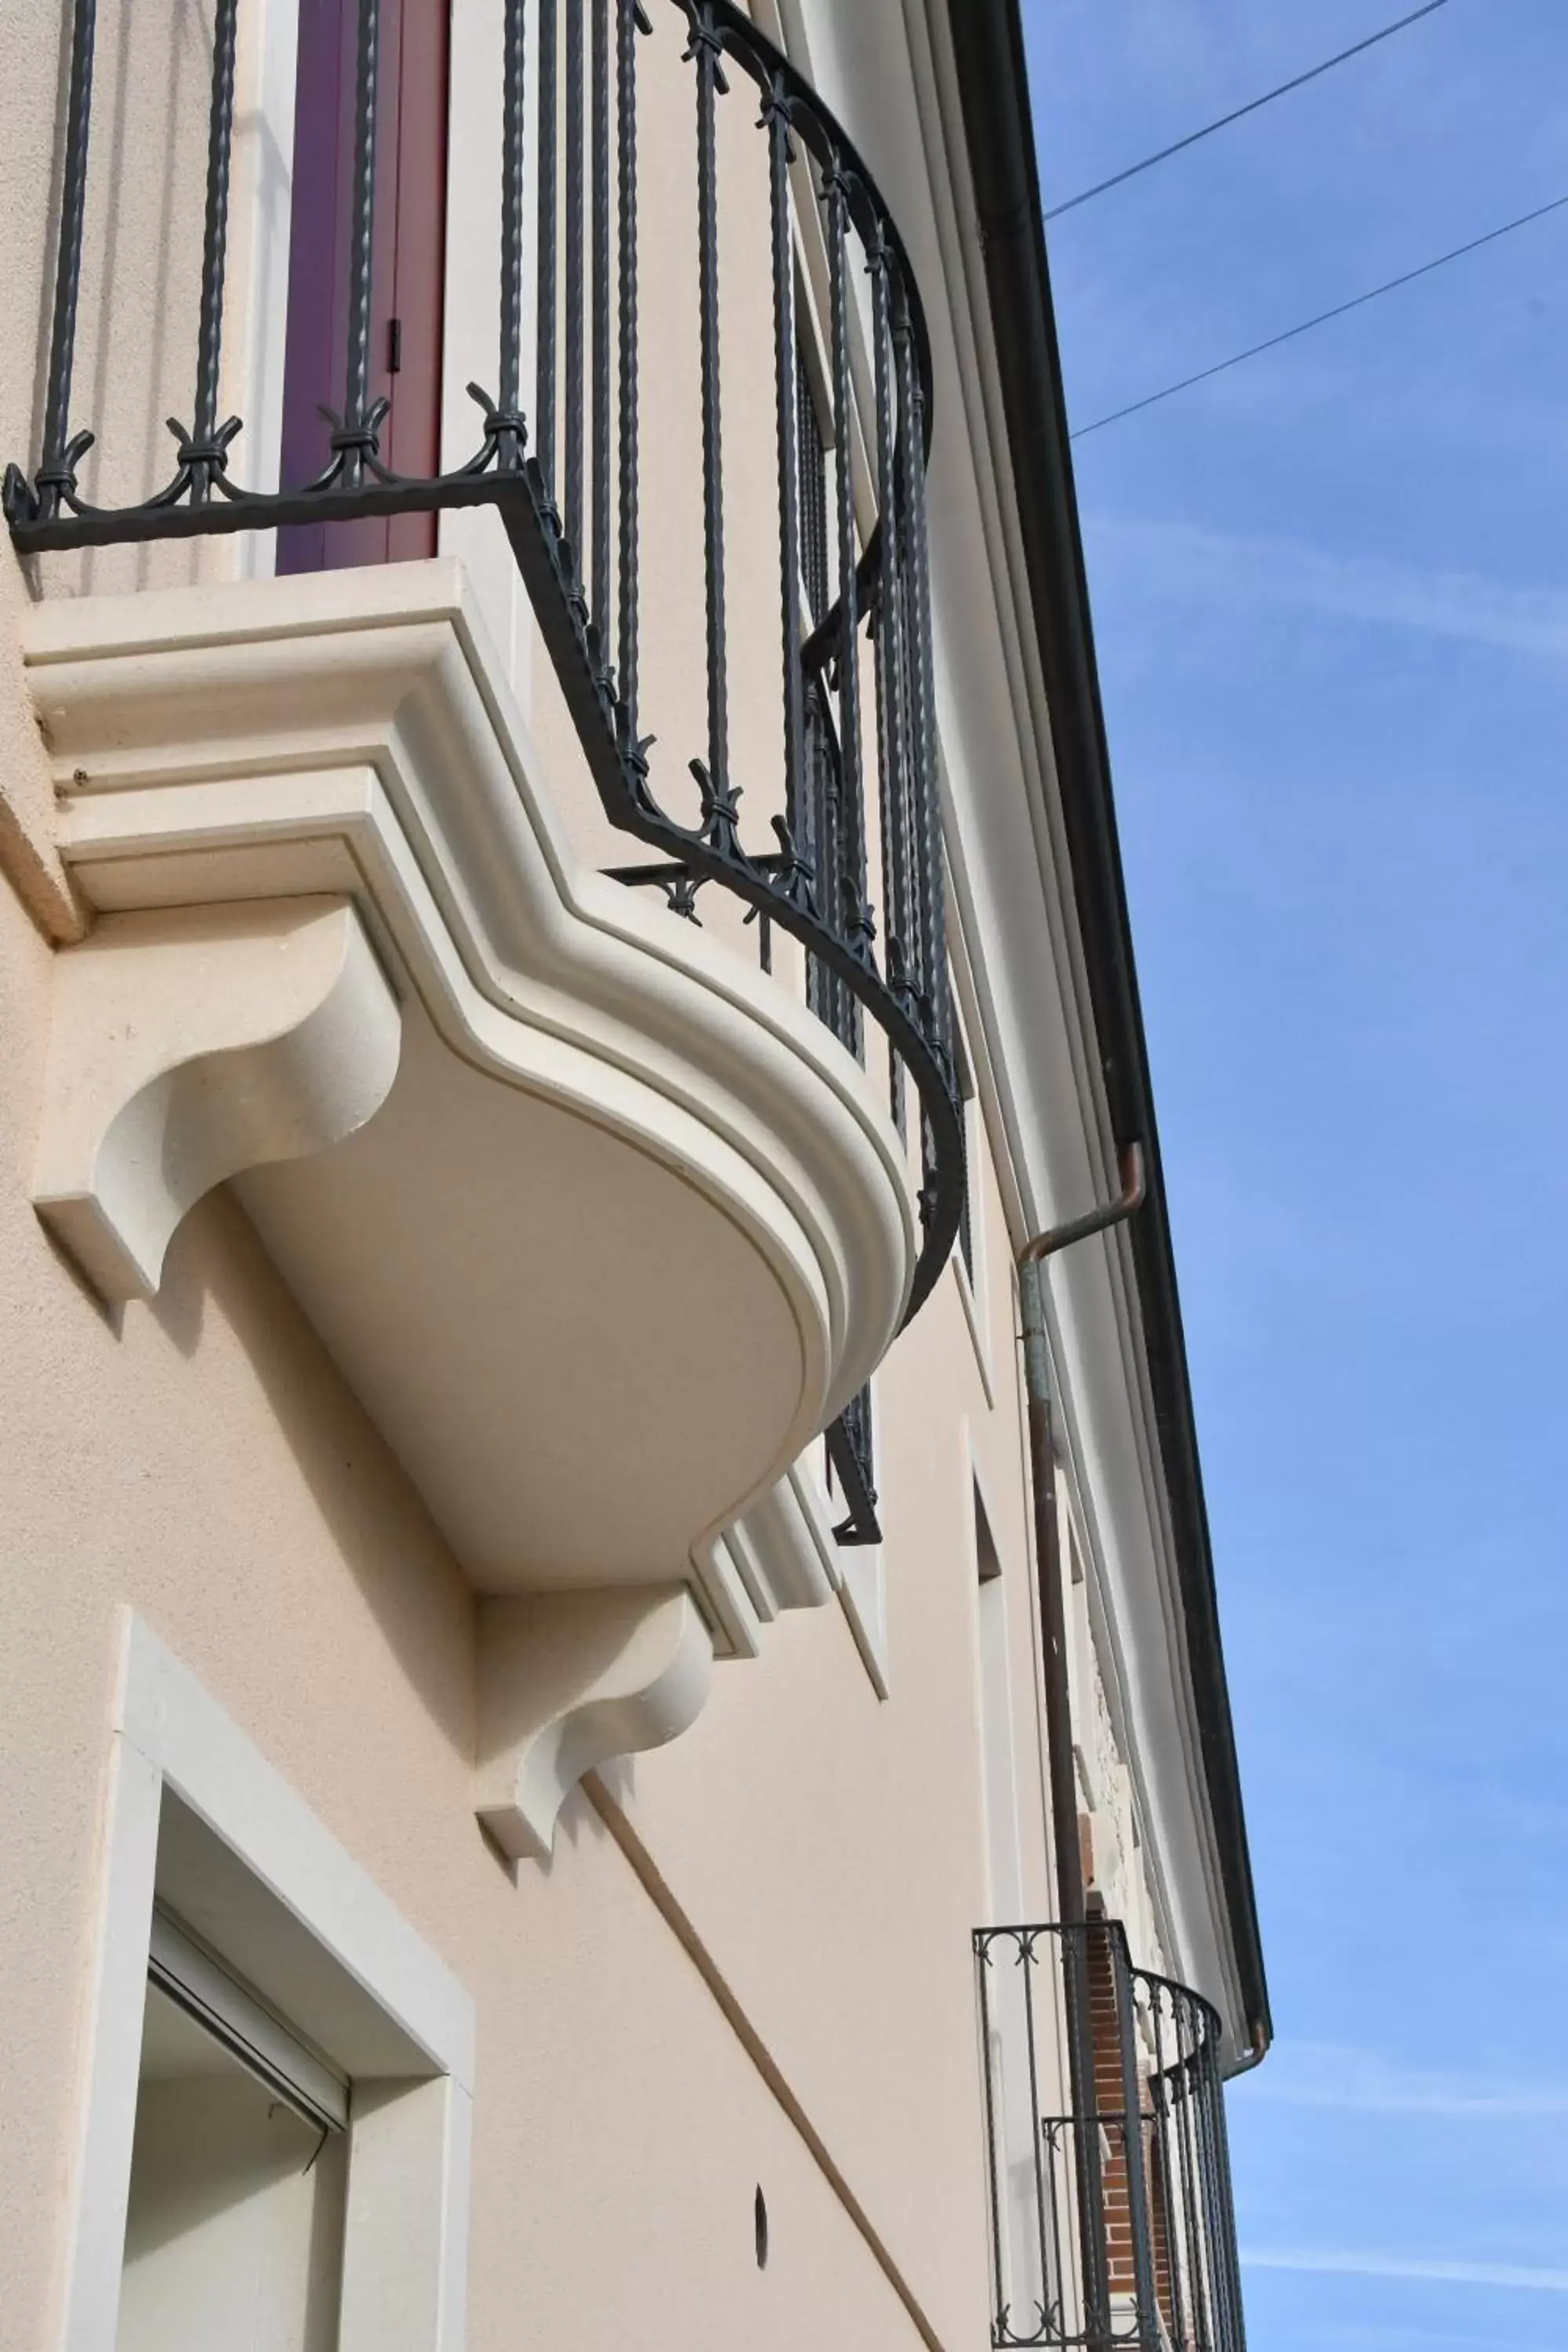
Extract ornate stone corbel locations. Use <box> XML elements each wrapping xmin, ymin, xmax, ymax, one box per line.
<box><xmin>31</xmin><ymin>895</ymin><xmax>401</xmax><ymax>1301</ymax></box>
<box><xmin>474</xmin><ymin>1585</ymin><xmax>713</xmax><ymax>1862</ymax></box>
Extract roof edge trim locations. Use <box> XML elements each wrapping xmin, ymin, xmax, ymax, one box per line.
<box><xmin>940</xmin><ymin>0</ymin><xmax>1271</xmax><ymax>2060</ymax></box>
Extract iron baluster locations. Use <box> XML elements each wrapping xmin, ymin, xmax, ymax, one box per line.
<box><xmin>895</xmin><ymin>270</ymin><xmax>953</xmax><ymax>1244</ymax></box>
<box><xmin>590</xmin><ymin>0</ymin><xmax>612</xmax><ymax>655</ymax></box>
<box><xmin>564</xmin><ymin>0</ymin><xmax>586</xmax><ymax>590</ymax></box>
<box><xmin>1110</xmin><ymin>1930</ymin><xmax>1162</xmax><ymax>2347</ymax></box>
<box><xmin>536</xmin><ymin>0</ymin><xmax>559</xmax><ymax>502</ymax></box>
<box><xmin>765</xmin><ymin>78</ymin><xmax>808</xmax><ymax>886</ymax></box>
<box><xmin>893</xmin><ymin>282</ymin><xmax>931</xmax><ymax>1030</ymax></box>
<box><xmin>796</xmin><ymin>350</ymin><xmax>830</xmax><ymax>1022</ymax></box>
<box><xmin>1176</xmin><ymin>1994</ymin><xmax>1213</xmax><ymax>2352</ymax></box>
<box><xmin>867</xmin><ymin>229</ymin><xmax>910</xmax><ymax>1004</ymax></box>
<box><xmin>615</xmin><ymin>0</ymin><xmax>649</xmax><ymax>739</ymax></box>
<box><xmin>895</xmin><ymin>279</ymin><xmax>942</xmax><ymax>1047</ymax></box>
<box><xmin>1065</xmin><ymin>1926</ymin><xmax>1111</xmax><ymax>2350</ymax></box>
<box><xmin>826</xmin><ymin>147</ymin><xmax>869</xmax><ymax>1047</ymax></box>
<box><xmin>496</xmin><ymin>0</ymin><xmax>528</xmax><ymax>456</ymax></box>
<box><xmin>1149</xmin><ymin>1984</ymin><xmax>1190</xmax><ymax>2352</ymax></box>
<box><xmin>1018</xmin><ymin>1926</ymin><xmax>1055</xmax><ymax>2342</ymax></box>
<box><xmin>886</xmin><ymin>327</ymin><xmax>920</xmax><ymax>1036</ymax></box>
<box><xmin>1171</xmin><ymin>1994</ymin><xmax>1213</xmax><ymax>2343</ymax></box>
<box><xmin>341</xmin><ymin>0</ymin><xmax>383</xmax><ymax>483</ymax></box>
<box><xmin>1206</xmin><ymin>2059</ymin><xmax>1247</xmax><ymax>2352</ymax></box>
<box><xmin>797</xmin><ymin>344</ymin><xmax>829</xmax><ymax>626</ymax></box>
<box><xmin>1040</xmin><ymin>2122</ymin><xmax>1066</xmax><ymax>2339</ymax></box>
<box><xmin>803</xmin><ymin>676</ymin><xmax>832</xmax><ymax>1032</ymax></box>
<box><xmin>686</xmin><ymin>5</ymin><xmax>732</xmax><ymax>837</ymax></box>
<box><xmin>24</xmin><ymin>0</ymin><xmax>99</xmax><ymax>523</ymax></box>
<box><xmin>813</xmin><ymin>686</ymin><xmax>851</xmax><ymax>1050</ymax></box>
<box><xmin>825</xmin><ymin>1382</ymin><xmax>877</xmax><ymax>1544</ymax></box>
<box><xmin>1189</xmin><ymin>2009</ymin><xmax>1224</xmax><ymax>2352</ymax></box>
<box><xmin>892</xmin><ymin>550</ymin><xmax>920</xmax><ymax>1041</ymax></box>
<box><xmin>976</xmin><ymin>1928</ymin><xmax>1009</xmax><ymax>2340</ymax></box>
<box><xmin>796</xmin><ymin>354</ymin><xmax>838</xmax><ymax>1035</ymax></box>
<box><xmin>183</xmin><ymin>0</ymin><xmax>241</xmax><ymax>504</ymax></box>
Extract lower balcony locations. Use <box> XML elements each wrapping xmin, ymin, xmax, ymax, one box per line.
<box><xmin>974</xmin><ymin>1921</ymin><xmax>1248</xmax><ymax>2352</ymax></box>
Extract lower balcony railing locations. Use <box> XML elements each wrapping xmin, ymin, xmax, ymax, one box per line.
<box><xmin>6</xmin><ymin>0</ymin><xmax>966</xmax><ymax>1543</ymax></box>
<box><xmin>974</xmin><ymin>1922</ymin><xmax>1248</xmax><ymax>2352</ymax></box>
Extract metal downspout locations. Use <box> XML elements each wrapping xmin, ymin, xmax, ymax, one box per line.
<box><xmin>1017</xmin><ymin>1142</ymin><xmax>1145</xmax><ymax>2350</ymax></box>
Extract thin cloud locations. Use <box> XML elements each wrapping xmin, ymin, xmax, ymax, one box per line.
<box><xmin>1307</xmin><ymin>2330</ymin><xmax>1543</xmax><ymax>2352</ymax></box>
<box><xmin>1087</xmin><ymin>514</ymin><xmax>1568</xmax><ymax>662</ymax></box>
<box><xmin>1244</xmin><ymin>2249</ymin><xmax>1568</xmax><ymax>2293</ymax></box>
<box><xmin>1241</xmin><ymin>2038</ymin><xmax>1568</xmax><ymax>2117</ymax></box>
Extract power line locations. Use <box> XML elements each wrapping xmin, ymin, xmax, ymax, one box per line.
<box><xmin>1069</xmin><ymin>190</ymin><xmax>1568</xmax><ymax>439</ymax></box>
<box><xmin>1045</xmin><ymin>2</ymin><xmax>1452</xmax><ymax>221</ymax></box>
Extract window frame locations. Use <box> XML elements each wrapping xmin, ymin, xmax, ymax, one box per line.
<box><xmin>59</xmin><ymin>1614</ymin><xmax>474</xmax><ymax>2352</ymax></box>
<box><xmin>145</xmin><ymin>1903</ymin><xmax>350</xmax><ymax>2135</ymax></box>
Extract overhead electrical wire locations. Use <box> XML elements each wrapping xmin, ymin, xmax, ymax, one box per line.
<box><xmin>1045</xmin><ymin>1</ymin><xmax>1453</xmax><ymax>220</ymax></box>
<box><xmin>1069</xmin><ymin>190</ymin><xmax>1568</xmax><ymax>438</ymax></box>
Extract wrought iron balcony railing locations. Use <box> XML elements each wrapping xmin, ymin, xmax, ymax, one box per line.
<box><xmin>6</xmin><ymin>0</ymin><xmax>964</xmax><ymax>1541</ymax></box>
<box><xmin>974</xmin><ymin>1921</ymin><xmax>1247</xmax><ymax>2352</ymax></box>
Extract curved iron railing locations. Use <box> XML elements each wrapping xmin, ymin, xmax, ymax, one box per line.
<box><xmin>5</xmin><ymin>1</ymin><xmax>964</xmax><ymax>1486</ymax></box>
<box><xmin>975</xmin><ymin>1921</ymin><xmax>1247</xmax><ymax>2352</ymax></box>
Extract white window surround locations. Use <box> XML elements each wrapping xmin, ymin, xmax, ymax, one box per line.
<box><xmin>60</xmin><ymin>1614</ymin><xmax>474</xmax><ymax>2352</ymax></box>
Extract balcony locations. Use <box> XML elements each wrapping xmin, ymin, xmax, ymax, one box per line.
<box><xmin>974</xmin><ymin>1922</ymin><xmax>1248</xmax><ymax>2352</ymax></box>
<box><xmin>8</xmin><ymin>0</ymin><xmax>962</xmax><ymax>1848</ymax></box>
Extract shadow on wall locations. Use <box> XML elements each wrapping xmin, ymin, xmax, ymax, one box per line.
<box><xmin>118</xmin><ymin>1997</ymin><xmax>347</xmax><ymax>2352</ymax></box>
<box><xmin>147</xmin><ymin>1187</ymin><xmax>477</xmax><ymax>1770</ymax></box>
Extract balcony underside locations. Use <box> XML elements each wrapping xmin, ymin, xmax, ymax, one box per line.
<box><xmin>24</xmin><ymin>557</ymin><xmax>916</xmax><ymax>1850</ymax></box>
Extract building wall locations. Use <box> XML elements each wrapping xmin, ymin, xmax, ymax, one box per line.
<box><xmin>0</xmin><ymin>830</ymin><xmax>1090</xmax><ymax>2352</ymax></box>
<box><xmin>0</xmin><ymin>4</ymin><xmax>1182</xmax><ymax>2349</ymax></box>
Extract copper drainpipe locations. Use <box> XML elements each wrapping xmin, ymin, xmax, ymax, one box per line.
<box><xmin>1017</xmin><ymin>1142</ymin><xmax>1145</xmax><ymax>2350</ymax></box>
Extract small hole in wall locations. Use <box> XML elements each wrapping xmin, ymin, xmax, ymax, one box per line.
<box><xmin>754</xmin><ymin>2183</ymin><xmax>768</xmax><ymax>2270</ymax></box>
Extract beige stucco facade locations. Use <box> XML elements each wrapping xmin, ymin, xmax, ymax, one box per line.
<box><xmin>0</xmin><ymin>3</ymin><xmax>1264</xmax><ymax>2349</ymax></box>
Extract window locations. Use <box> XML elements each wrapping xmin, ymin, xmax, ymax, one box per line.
<box><xmin>118</xmin><ymin>1913</ymin><xmax>349</xmax><ymax>2352</ymax></box>
<box><xmin>278</xmin><ymin>0</ymin><xmax>452</xmax><ymax>572</ymax></box>
<box><xmin>61</xmin><ymin>1621</ymin><xmax>474</xmax><ymax>2352</ymax></box>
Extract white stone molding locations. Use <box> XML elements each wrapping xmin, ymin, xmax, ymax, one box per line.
<box><xmin>32</xmin><ymin>895</ymin><xmax>401</xmax><ymax>1301</ymax></box>
<box><xmin>22</xmin><ymin>561</ymin><xmax>920</xmax><ymax>1849</ymax></box>
<box><xmin>474</xmin><ymin>1587</ymin><xmax>713</xmax><ymax>1863</ymax></box>
<box><xmin>699</xmin><ymin>1456</ymin><xmax>842</xmax><ymax>1659</ymax></box>
<box><xmin>63</xmin><ymin>1616</ymin><xmax>473</xmax><ymax>2352</ymax></box>
<box><xmin>22</xmin><ymin>564</ymin><xmax>913</xmax><ymax>1626</ymax></box>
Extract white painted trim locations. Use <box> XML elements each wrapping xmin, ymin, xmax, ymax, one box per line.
<box><xmin>946</xmin><ymin>912</ymin><xmax>999</xmax><ymax>1409</ymax></box>
<box><xmin>953</xmin><ymin>1248</ymin><xmax>996</xmax><ymax>1412</ymax></box>
<box><xmin>26</xmin><ymin>561</ymin><xmax>914</xmax><ymax>1461</ymax></box>
<box><xmin>24</xmin><ymin>563</ymin><xmax>918</xmax><ymax>1714</ymax></box>
<box><xmin>58</xmin><ymin>1615</ymin><xmax>474</xmax><ymax>2352</ymax></box>
<box><xmin>837</xmin><ymin>1542</ymin><xmax>891</xmax><ymax>1702</ymax></box>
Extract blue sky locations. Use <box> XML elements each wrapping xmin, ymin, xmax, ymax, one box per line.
<box><xmin>1021</xmin><ymin>3</ymin><xmax>1568</xmax><ymax>2345</ymax></box>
